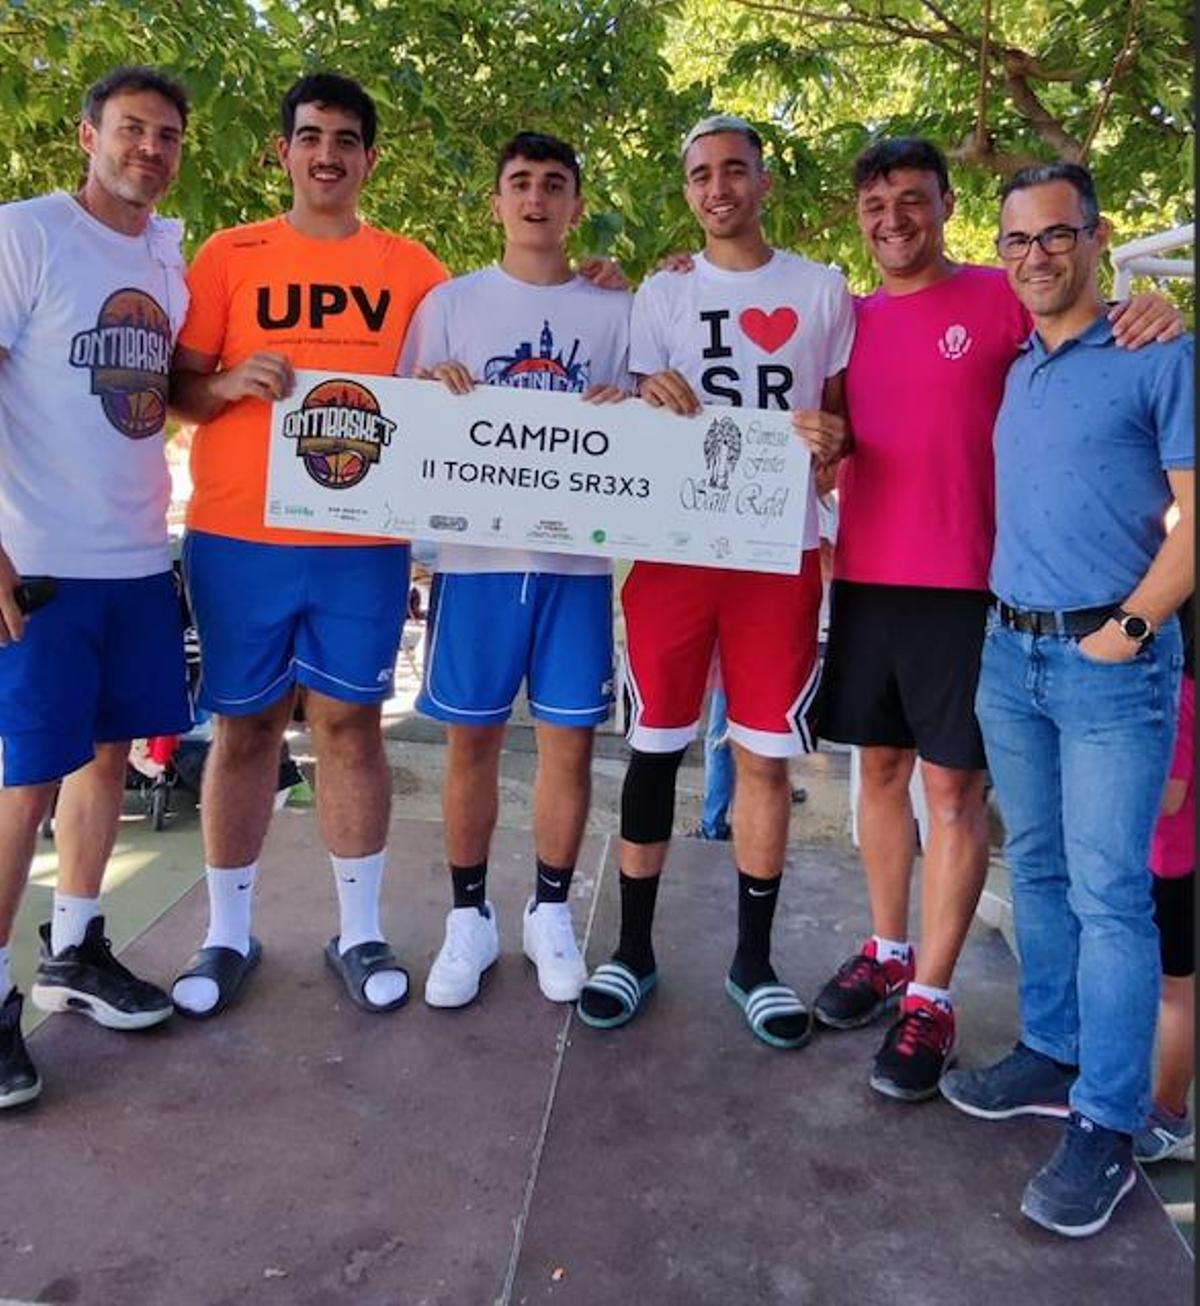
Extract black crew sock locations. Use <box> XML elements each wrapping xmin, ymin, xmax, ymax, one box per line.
<box><xmin>450</xmin><ymin>862</ymin><xmax>488</xmax><ymax>913</ymax></box>
<box><xmin>729</xmin><ymin>871</ymin><xmax>780</xmax><ymax>992</ymax></box>
<box><xmin>580</xmin><ymin>871</ymin><xmax>660</xmax><ymax>1023</ymax></box>
<box><xmin>729</xmin><ymin>871</ymin><xmax>809</xmax><ymax>1043</ymax></box>
<box><xmin>613</xmin><ymin>871</ymin><xmax>660</xmax><ymax>977</ymax></box>
<box><xmin>534</xmin><ymin>858</ymin><xmax>574</xmax><ymax>905</ymax></box>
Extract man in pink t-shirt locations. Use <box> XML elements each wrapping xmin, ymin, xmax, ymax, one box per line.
<box><xmin>812</xmin><ymin>137</ymin><xmax>1182</xmax><ymax>1104</ymax></box>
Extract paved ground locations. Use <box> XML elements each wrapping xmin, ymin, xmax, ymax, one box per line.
<box><xmin>3</xmin><ymin>637</ymin><xmax>1192</xmax><ymax>1301</ymax></box>
<box><xmin>3</xmin><ymin>789</ymin><xmax>1193</xmax><ymax>1304</ymax></box>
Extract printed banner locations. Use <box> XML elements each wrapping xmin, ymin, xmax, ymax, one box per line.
<box><xmin>265</xmin><ymin>371</ymin><xmax>810</xmax><ymax>573</ymax></box>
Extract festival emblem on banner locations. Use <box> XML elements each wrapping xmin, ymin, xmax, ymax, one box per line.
<box><xmin>679</xmin><ymin>413</ymin><xmax>789</xmax><ymax>536</ymax></box>
<box><xmin>281</xmin><ymin>378</ymin><xmax>398</xmax><ymax>489</ymax></box>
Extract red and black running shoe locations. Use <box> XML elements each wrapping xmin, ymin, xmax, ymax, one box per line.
<box><xmin>813</xmin><ymin>938</ymin><xmax>914</xmax><ymax>1030</ymax></box>
<box><xmin>871</xmin><ymin>994</ymin><xmax>956</xmax><ymax>1102</ymax></box>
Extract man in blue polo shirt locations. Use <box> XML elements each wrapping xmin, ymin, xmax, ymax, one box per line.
<box><xmin>940</xmin><ymin>163</ymin><xmax>1193</xmax><ymax>1238</ymax></box>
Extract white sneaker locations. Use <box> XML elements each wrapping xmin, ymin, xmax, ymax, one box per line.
<box><xmin>424</xmin><ymin>905</ymin><xmax>500</xmax><ymax>1008</ymax></box>
<box><xmin>523</xmin><ymin>898</ymin><xmax>587</xmax><ymax>1002</ymax></box>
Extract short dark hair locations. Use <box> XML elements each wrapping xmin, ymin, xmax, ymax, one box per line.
<box><xmin>1000</xmin><ymin>162</ymin><xmax>1101</xmax><ymax>227</ymax></box>
<box><xmin>281</xmin><ymin>73</ymin><xmax>377</xmax><ymax>149</ymax></box>
<box><xmin>494</xmin><ymin>132</ymin><xmax>581</xmax><ymax>192</ymax></box>
<box><xmin>853</xmin><ymin>137</ymin><xmax>950</xmax><ymax>196</ymax></box>
<box><xmin>82</xmin><ymin>66</ymin><xmax>189</xmax><ymax>132</ymax></box>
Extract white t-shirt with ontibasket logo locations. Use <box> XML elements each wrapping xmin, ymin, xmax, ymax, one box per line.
<box><xmin>630</xmin><ymin>250</ymin><xmax>855</xmax><ymax>551</ymax></box>
<box><xmin>0</xmin><ymin>192</ymin><xmax>188</xmax><ymax>578</ymax></box>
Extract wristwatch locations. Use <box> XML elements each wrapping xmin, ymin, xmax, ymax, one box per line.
<box><xmin>1113</xmin><ymin>607</ymin><xmax>1154</xmax><ymax>647</ymax></box>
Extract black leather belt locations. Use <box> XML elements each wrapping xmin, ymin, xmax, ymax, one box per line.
<box><xmin>996</xmin><ymin>602</ymin><xmax>1114</xmax><ymax>637</ymax></box>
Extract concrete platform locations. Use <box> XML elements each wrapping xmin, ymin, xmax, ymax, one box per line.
<box><xmin>0</xmin><ymin>817</ymin><xmax>1191</xmax><ymax>1305</ymax></box>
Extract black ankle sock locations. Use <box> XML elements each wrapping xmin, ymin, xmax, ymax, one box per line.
<box><xmin>535</xmin><ymin>858</ymin><xmax>574</xmax><ymax>905</ymax></box>
<box><xmin>612</xmin><ymin>871</ymin><xmax>660</xmax><ymax>978</ymax></box>
<box><xmin>450</xmin><ymin>862</ymin><xmax>488</xmax><ymax>912</ymax></box>
<box><xmin>729</xmin><ymin>870</ymin><xmax>780</xmax><ymax>992</ymax></box>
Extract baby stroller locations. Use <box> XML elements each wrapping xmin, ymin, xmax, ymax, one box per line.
<box><xmin>125</xmin><ymin>620</ymin><xmax>307</xmax><ymax>831</ymax></box>
<box><xmin>124</xmin><ymin>622</ymin><xmax>205</xmax><ymax>830</ymax></box>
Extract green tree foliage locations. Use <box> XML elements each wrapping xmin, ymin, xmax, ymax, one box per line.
<box><xmin>0</xmin><ymin>0</ymin><xmax>1192</xmax><ymax>292</ymax></box>
<box><xmin>667</xmin><ymin>0</ymin><xmax>1194</xmax><ymax>293</ymax></box>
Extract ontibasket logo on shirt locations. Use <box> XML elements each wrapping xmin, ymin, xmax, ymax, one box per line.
<box><xmin>937</xmin><ymin>324</ymin><xmax>972</xmax><ymax>361</ymax></box>
<box><xmin>484</xmin><ymin>320</ymin><xmax>589</xmax><ymax>391</ymax></box>
<box><xmin>68</xmin><ymin>288</ymin><xmax>171</xmax><ymax>439</ymax></box>
<box><xmin>282</xmin><ymin>378</ymin><xmax>397</xmax><ymax>489</ymax></box>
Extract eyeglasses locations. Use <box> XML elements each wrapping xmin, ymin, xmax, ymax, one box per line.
<box><xmin>996</xmin><ymin>223</ymin><xmax>1098</xmax><ymax>260</ymax></box>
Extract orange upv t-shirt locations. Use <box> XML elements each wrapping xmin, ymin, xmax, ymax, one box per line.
<box><xmin>179</xmin><ymin>216</ymin><xmax>448</xmax><ymax>545</ymax></box>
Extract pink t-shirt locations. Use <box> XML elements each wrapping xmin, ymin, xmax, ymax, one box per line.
<box><xmin>837</xmin><ymin>264</ymin><xmax>1030</xmax><ymax>590</ymax></box>
<box><xmin>1150</xmin><ymin>674</ymin><xmax>1195</xmax><ymax>879</ymax></box>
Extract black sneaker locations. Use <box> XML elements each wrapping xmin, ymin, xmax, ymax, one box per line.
<box><xmin>870</xmin><ymin>995</ymin><xmax>955</xmax><ymax>1101</ymax></box>
<box><xmin>1021</xmin><ymin>1113</ymin><xmax>1136</xmax><ymax>1238</ymax></box>
<box><xmin>940</xmin><ymin>1042</ymin><xmax>1075</xmax><ymax>1120</ymax></box>
<box><xmin>31</xmin><ymin>916</ymin><xmax>171</xmax><ymax>1030</ymax></box>
<box><xmin>812</xmin><ymin>939</ymin><xmax>914</xmax><ymax>1030</ymax></box>
<box><xmin>0</xmin><ymin>988</ymin><xmax>41</xmax><ymax>1108</ymax></box>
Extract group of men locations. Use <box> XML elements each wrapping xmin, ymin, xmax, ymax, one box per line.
<box><xmin>0</xmin><ymin>64</ymin><xmax>1191</xmax><ymax>1242</ymax></box>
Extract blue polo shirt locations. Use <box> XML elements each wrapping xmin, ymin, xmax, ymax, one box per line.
<box><xmin>990</xmin><ymin>314</ymin><xmax>1193</xmax><ymax>610</ymax></box>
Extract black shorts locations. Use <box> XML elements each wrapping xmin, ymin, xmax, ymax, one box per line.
<box><xmin>1153</xmin><ymin>871</ymin><xmax>1195</xmax><ymax>978</ymax></box>
<box><xmin>816</xmin><ymin>581</ymin><xmax>989</xmax><ymax>771</ymax></box>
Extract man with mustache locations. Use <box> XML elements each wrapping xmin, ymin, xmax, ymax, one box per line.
<box><xmin>169</xmin><ymin>72</ymin><xmax>447</xmax><ymax>1018</ymax></box>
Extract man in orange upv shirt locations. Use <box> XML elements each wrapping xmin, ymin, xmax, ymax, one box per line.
<box><xmin>169</xmin><ymin>72</ymin><xmax>447</xmax><ymax>1018</ymax></box>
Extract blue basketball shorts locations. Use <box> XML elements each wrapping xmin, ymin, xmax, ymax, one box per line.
<box><xmin>0</xmin><ymin>572</ymin><xmax>191</xmax><ymax>787</ymax></box>
<box><xmin>417</xmin><ymin>571</ymin><xmax>614</xmax><ymax>728</ymax></box>
<box><xmin>184</xmin><ymin>532</ymin><xmax>410</xmax><ymax>715</ymax></box>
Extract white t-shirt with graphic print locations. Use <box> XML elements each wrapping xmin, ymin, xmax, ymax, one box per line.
<box><xmin>398</xmin><ymin>265</ymin><xmax>632</xmax><ymax>575</ymax></box>
<box><xmin>0</xmin><ymin>192</ymin><xmax>188</xmax><ymax>578</ymax></box>
<box><xmin>630</xmin><ymin>250</ymin><xmax>854</xmax><ymax>551</ymax></box>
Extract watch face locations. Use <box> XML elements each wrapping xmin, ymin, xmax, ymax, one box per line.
<box><xmin>1122</xmin><ymin>615</ymin><xmax>1150</xmax><ymax>640</ymax></box>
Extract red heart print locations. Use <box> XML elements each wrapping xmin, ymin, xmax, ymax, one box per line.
<box><xmin>738</xmin><ymin>306</ymin><xmax>798</xmax><ymax>353</ymax></box>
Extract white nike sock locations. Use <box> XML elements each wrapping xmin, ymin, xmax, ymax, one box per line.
<box><xmin>0</xmin><ymin>945</ymin><xmax>11</xmax><ymax>997</ymax></box>
<box><xmin>172</xmin><ymin>864</ymin><xmax>257</xmax><ymax>1016</ymax></box>
<box><xmin>51</xmin><ymin>892</ymin><xmax>100</xmax><ymax>954</ymax></box>
<box><xmin>906</xmin><ymin>981</ymin><xmax>952</xmax><ymax>1011</ymax></box>
<box><xmin>202</xmin><ymin>864</ymin><xmax>257</xmax><ymax>954</ymax></box>
<box><xmin>872</xmin><ymin>934</ymin><xmax>912</xmax><ymax>965</ymax></box>
<box><xmin>331</xmin><ymin>850</ymin><xmax>406</xmax><ymax>1007</ymax></box>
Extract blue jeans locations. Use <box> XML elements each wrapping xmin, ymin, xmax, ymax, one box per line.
<box><xmin>701</xmin><ymin>688</ymin><xmax>735</xmax><ymax>839</ymax></box>
<box><xmin>975</xmin><ymin>614</ymin><xmax>1182</xmax><ymax>1133</ymax></box>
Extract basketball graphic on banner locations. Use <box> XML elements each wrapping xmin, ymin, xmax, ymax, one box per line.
<box><xmin>281</xmin><ymin>378</ymin><xmax>398</xmax><ymax>490</ymax></box>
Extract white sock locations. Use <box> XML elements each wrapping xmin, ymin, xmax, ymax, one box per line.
<box><xmin>202</xmin><ymin>864</ymin><xmax>257</xmax><ymax>954</ymax></box>
<box><xmin>172</xmin><ymin>864</ymin><xmax>257</xmax><ymax>1015</ymax></box>
<box><xmin>907</xmin><ymin>981</ymin><xmax>952</xmax><ymax>1011</ymax></box>
<box><xmin>51</xmin><ymin>892</ymin><xmax>100</xmax><ymax>954</ymax></box>
<box><xmin>872</xmin><ymin>934</ymin><xmax>912</xmax><ymax>965</ymax></box>
<box><xmin>331</xmin><ymin>850</ymin><xmax>406</xmax><ymax>1007</ymax></box>
<box><xmin>0</xmin><ymin>945</ymin><xmax>11</xmax><ymax>997</ymax></box>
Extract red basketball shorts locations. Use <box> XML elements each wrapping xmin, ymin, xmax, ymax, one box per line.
<box><xmin>621</xmin><ymin>550</ymin><xmax>822</xmax><ymax>758</ymax></box>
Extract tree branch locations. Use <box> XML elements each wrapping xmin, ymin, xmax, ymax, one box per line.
<box><xmin>1003</xmin><ymin>59</ymin><xmax>1084</xmax><ymax>159</ymax></box>
<box><xmin>726</xmin><ymin>0</ymin><xmax>976</xmax><ymax>63</ymax></box>
<box><xmin>974</xmin><ymin>0</ymin><xmax>992</xmax><ymax>153</ymax></box>
<box><xmin>1080</xmin><ymin>0</ymin><xmax>1142</xmax><ymax>159</ymax></box>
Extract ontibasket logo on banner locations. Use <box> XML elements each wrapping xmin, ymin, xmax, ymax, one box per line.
<box><xmin>282</xmin><ymin>378</ymin><xmax>397</xmax><ymax>489</ymax></box>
